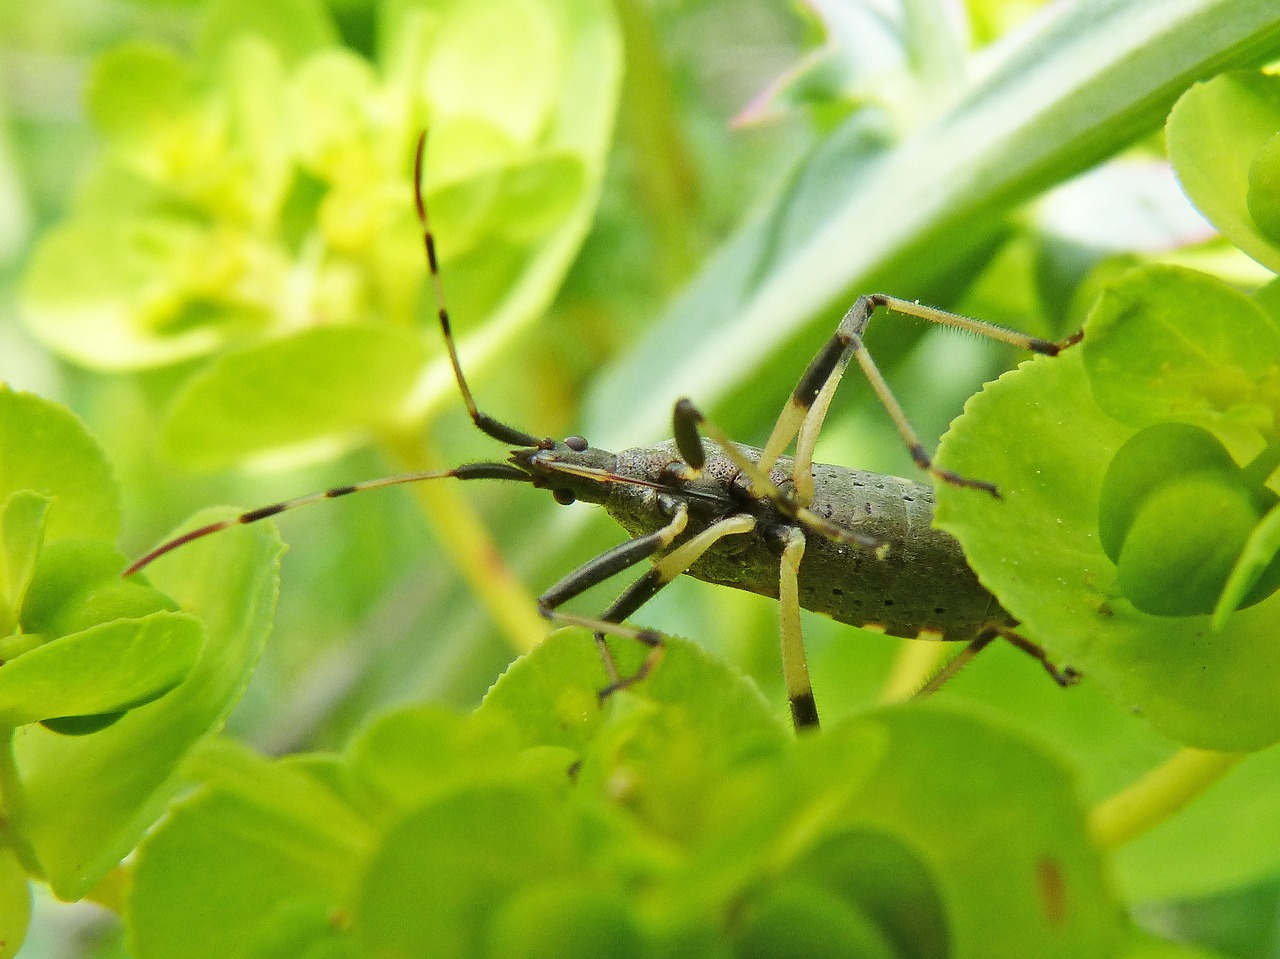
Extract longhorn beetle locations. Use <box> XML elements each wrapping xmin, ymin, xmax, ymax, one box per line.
<box><xmin>127</xmin><ymin>132</ymin><xmax>1083</xmax><ymax>730</ymax></box>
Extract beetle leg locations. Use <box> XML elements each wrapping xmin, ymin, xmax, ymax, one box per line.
<box><xmin>990</xmin><ymin>625</ymin><xmax>1081</xmax><ymax>687</ymax></box>
<box><xmin>538</xmin><ymin>509</ymin><xmax>756</xmax><ymax>702</ymax></box>
<box><xmin>779</xmin><ymin>527</ymin><xmax>819</xmax><ymax>730</ymax></box>
<box><xmin>758</xmin><ymin>293</ymin><xmax>1083</xmax><ymax>500</ymax></box>
<box><xmin>538</xmin><ymin>501</ymin><xmax>689</xmax><ymax>682</ymax></box>
<box><xmin>671</xmin><ymin>398</ymin><xmax>885</xmax><ymax>555</ymax></box>
<box><xmin>913</xmin><ymin>624</ymin><xmax>1080</xmax><ymax>697</ymax></box>
<box><xmin>913</xmin><ymin>634</ymin><xmax>996</xmax><ymax>697</ymax></box>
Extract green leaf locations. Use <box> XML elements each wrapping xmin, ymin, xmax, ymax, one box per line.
<box><xmin>478</xmin><ymin>629</ymin><xmax>788</xmax><ymax>755</ymax></box>
<box><xmin>1167</xmin><ymin>70</ymin><xmax>1280</xmax><ymax>273</ymax></box>
<box><xmin>1110</xmin><ymin>473</ymin><xmax>1269</xmax><ymax>617</ymax></box>
<box><xmin>935</xmin><ymin>348</ymin><xmax>1280</xmax><ymax>750</ymax></box>
<box><xmin>483</xmin><ymin>882</ymin><xmax>645</xmax><ymax>959</ymax></box>
<box><xmin>1248</xmin><ymin>132</ymin><xmax>1280</xmax><ymax>244</ymax></box>
<box><xmin>21</xmin><ymin>211</ymin><xmax>269</xmax><ymax>371</ymax></box>
<box><xmin>0</xmin><ymin>612</ymin><xmax>201</xmax><ymax>727</ymax></box>
<box><xmin>16</xmin><ymin>510</ymin><xmax>281</xmax><ymax>899</ymax></box>
<box><xmin>347</xmin><ymin>705</ymin><xmax>529</xmax><ymax>813</ymax></box>
<box><xmin>420</xmin><ymin>0</ymin><xmax>563</xmax><ymax>147</ymax></box>
<box><xmin>1121</xmin><ymin>926</ymin><xmax>1235</xmax><ymax>959</ymax></box>
<box><xmin>1082</xmin><ymin>265</ymin><xmax>1280</xmax><ymax>452</ymax></box>
<box><xmin>86</xmin><ymin>43</ymin><xmax>195</xmax><ymax>165</ymax></box>
<box><xmin>198</xmin><ymin>0</ymin><xmax>337</xmax><ymax>69</ymax></box>
<box><xmin>20</xmin><ymin>539</ymin><xmax>177</xmax><ymax>639</ymax></box>
<box><xmin>1097</xmin><ymin>423</ymin><xmax>1242</xmax><ymax>562</ymax></box>
<box><xmin>129</xmin><ymin>745</ymin><xmax>368</xmax><ymax>959</ymax></box>
<box><xmin>245</xmin><ymin>906</ymin><xmax>361</xmax><ymax>959</ymax></box>
<box><xmin>1096</xmin><ymin>423</ymin><xmax>1280</xmax><ymax>617</ymax></box>
<box><xmin>0</xmin><ymin>387</ymin><xmax>120</xmax><ymax>542</ymax></box>
<box><xmin>1216</xmin><ymin>497</ymin><xmax>1280</xmax><ymax>628</ymax></box>
<box><xmin>1111</xmin><ymin>745</ymin><xmax>1280</xmax><ymax>902</ymax></box>
<box><xmin>833</xmin><ymin>706</ymin><xmax>1120</xmax><ymax>959</ymax></box>
<box><xmin>286</xmin><ymin>50</ymin><xmax>379</xmax><ymax>174</ymax></box>
<box><xmin>354</xmin><ymin>781</ymin><xmax>580</xmax><ymax>959</ymax></box>
<box><xmin>584</xmin><ymin>0</ymin><xmax>1280</xmax><ymax>443</ymax></box>
<box><xmin>0</xmin><ymin>492</ymin><xmax>50</xmax><ymax>635</ymax></box>
<box><xmin>383</xmin><ymin>0</ymin><xmax>623</xmax><ymax>423</ymax></box>
<box><xmin>733</xmin><ymin>880</ymin><xmax>897</xmax><ymax>959</ymax></box>
<box><xmin>162</xmin><ymin>326</ymin><xmax>430</xmax><ymax>470</ymax></box>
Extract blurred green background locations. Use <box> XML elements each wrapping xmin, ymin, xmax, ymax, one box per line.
<box><xmin>4</xmin><ymin>0</ymin><xmax>1280</xmax><ymax>955</ymax></box>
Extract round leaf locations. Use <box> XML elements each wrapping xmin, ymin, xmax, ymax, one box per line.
<box><xmin>478</xmin><ymin>629</ymin><xmax>787</xmax><ymax>754</ymax></box>
<box><xmin>1247</xmin><ymin>131</ymin><xmax>1280</xmax><ymax>243</ymax></box>
<box><xmin>936</xmin><ymin>349</ymin><xmax>1280</xmax><ymax>750</ymax></box>
<box><xmin>1081</xmin><ymin>265</ymin><xmax>1280</xmax><ymax>453</ymax></box>
<box><xmin>735</xmin><ymin>881</ymin><xmax>897</xmax><ymax>959</ymax></box>
<box><xmin>1111</xmin><ymin>474</ymin><xmax>1269</xmax><ymax>616</ymax></box>
<box><xmin>130</xmin><ymin>757</ymin><xmax>365</xmax><ymax>959</ymax></box>
<box><xmin>0</xmin><ymin>612</ymin><xmax>201</xmax><ymax>727</ymax></box>
<box><xmin>162</xmin><ymin>326</ymin><xmax>430</xmax><ymax>470</ymax></box>
<box><xmin>1168</xmin><ymin>70</ymin><xmax>1280</xmax><ymax>273</ymax></box>
<box><xmin>837</xmin><ymin>706</ymin><xmax>1121</xmax><ymax>958</ymax></box>
<box><xmin>355</xmin><ymin>782</ymin><xmax>578</xmax><ymax>959</ymax></box>
<box><xmin>17</xmin><ymin>510</ymin><xmax>282</xmax><ymax>899</ymax></box>
<box><xmin>0</xmin><ymin>387</ymin><xmax>120</xmax><ymax>542</ymax></box>
<box><xmin>484</xmin><ymin>882</ymin><xmax>644</xmax><ymax>959</ymax></box>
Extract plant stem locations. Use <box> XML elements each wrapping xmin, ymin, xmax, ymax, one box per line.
<box><xmin>0</xmin><ymin>728</ymin><xmax>43</xmax><ymax>879</ymax></box>
<box><xmin>1089</xmin><ymin>747</ymin><xmax>1244</xmax><ymax>850</ymax></box>
<box><xmin>83</xmin><ymin>865</ymin><xmax>130</xmax><ymax>914</ymax></box>
<box><xmin>878</xmin><ymin>639</ymin><xmax>948</xmax><ymax>703</ymax></box>
<box><xmin>382</xmin><ymin>431</ymin><xmax>548</xmax><ymax>656</ymax></box>
<box><xmin>613</xmin><ymin>0</ymin><xmax>700</xmax><ymax>289</ymax></box>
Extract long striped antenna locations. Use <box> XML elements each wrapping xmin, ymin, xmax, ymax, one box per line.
<box><xmin>413</xmin><ymin>131</ymin><xmax>544</xmax><ymax>449</ymax></box>
<box><xmin>123</xmin><ymin>462</ymin><xmax>530</xmax><ymax>576</ymax></box>
<box><xmin>126</xmin><ymin>132</ymin><xmax>554</xmax><ymax>577</ymax></box>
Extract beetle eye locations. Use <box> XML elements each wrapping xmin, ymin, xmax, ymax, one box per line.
<box><xmin>553</xmin><ymin>488</ymin><xmax>576</xmax><ymax>506</ymax></box>
<box><xmin>564</xmin><ymin>435</ymin><xmax>588</xmax><ymax>452</ymax></box>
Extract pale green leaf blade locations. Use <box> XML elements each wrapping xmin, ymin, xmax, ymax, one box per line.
<box><xmin>0</xmin><ymin>613</ymin><xmax>201</xmax><ymax>727</ymax></box>
<box><xmin>162</xmin><ymin>326</ymin><xmax>430</xmax><ymax>470</ymax></box>
<box><xmin>1167</xmin><ymin>70</ymin><xmax>1280</xmax><ymax>273</ymax></box>
<box><xmin>198</xmin><ymin>0</ymin><xmax>337</xmax><ymax>68</ymax></box>
<box><xmin>936</xmin><ymin>350</ymin><xmax>1280</xmax><ymax>750</ymax></box>
<box><xmin>0</xmin><ymin>387</ymin><xmax>119</xmax><ymax>542</ymax></box>
<box><xmin>17</xmin><ymin>512</ymin><xmax>281</xmax><ymax>899</ymax></box>
<box><xmin>129</xmin><ymin>747</ymin><xmax>367</xmax><ymax>959</ymax></box>
<box><xmin>832</xmin><ymin>706</ymin><xmax>1122</xmax><ymax>959</ymax></box>
<box><xmin>0</xmin><ymin>492</ymin><xmax>50</xmax><ymax>632</ymax></box>
<box><xmin>585</xmin><ymin>0</ymin><xmax>1280</xmax><ymax>443</ymax></box>
<box><xmin>1082</xmin><ymin>265</ymin><xmax>1280</xmax><ymax>449</ymax></box>
<box><xmin>0</xmin><ymin>848</ymin><xmax>29</xmax><ymax>959</ymax></box>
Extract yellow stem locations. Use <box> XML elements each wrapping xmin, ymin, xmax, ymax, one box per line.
<box><xmin>383</xmin><ymin>432</ymin><xmax>547</xmax><ymax>656</ymax></box>
<box><xmin>82</xmin><ymin>864</ymin><xmax>130</xmax><ymax>914</ymax></box>
<box><xmin>1089</xmin><ymin>747</ymin><xmax>1244</xmax><ymax>849</ymax></box>
<box><xmin>878</xmin><ymin>639</ymin><xmax>949</xmax><ymax>703</ymax></box>
<box><xmin>0</xmin><ymin>729</ymin><xmax>43</xmax><ymax>880</ymax></box>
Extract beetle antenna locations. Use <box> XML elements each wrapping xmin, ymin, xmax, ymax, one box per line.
<box><xmin>123</xmin><ymin>461</ymin><xmax>531</xmax><ymax>576</ymax></box>
<box><xmin>414</xmin><ymin>131</ymin><xmax>543</xmax><ymax>448</ymax></box>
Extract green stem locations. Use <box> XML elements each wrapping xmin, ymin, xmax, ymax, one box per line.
<box><xmin>382</xmin><ymin>430</ymin><xmax>548</xmax><ymax>656</ymax></box>
<box><xmin>0</xmin><ymin>727</ymin><xmax>43</xmax><ymax>879</ymax></box>
<box><xmin>614</xmin><ymin>0</ymin><xmax>700</xmax><ymax>288</ymax></box>
<box><xmin>878</xmin><ymin>639</ymin><xmax>948</xmax><ymax>703</ymax></box>
<box><xmin>1243</xmin><ymin>434</ymin><xmax>1280</xmax><ymax>489</ymax></box>
<box><xmin>1089</xmin><ymin>747</ymin><xmax>1244</xmax><ymax>849</ymax></box>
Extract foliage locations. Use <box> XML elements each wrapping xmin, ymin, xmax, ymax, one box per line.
<box><xmin>128</xmin><ymin>635</ymin><xmax>1118</xmax><ymax>959</ymax></box>
<box><xmin>2</xmin><ymin>0</ymin><xmax>1280</xmax><ymax>957</ymax></box>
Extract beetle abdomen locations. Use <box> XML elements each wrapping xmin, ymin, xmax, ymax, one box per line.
<box><xmin>605</xmin><ymin>441</ymin><xmax>1009</xmax><ymax>644</ymax></box>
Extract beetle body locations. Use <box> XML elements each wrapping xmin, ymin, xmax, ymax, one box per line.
<box><xmin>128</xmin><ymin>134</ymin><xmax>1079</xmax><ymax>730</ymax></box>
<box><xmin>520</xmin><ymin>437</ymin><xmax>1012</xmax><ymax>645</ymax></box>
